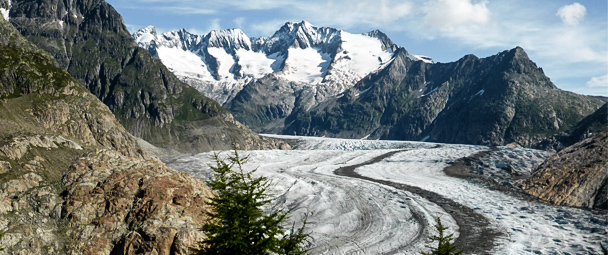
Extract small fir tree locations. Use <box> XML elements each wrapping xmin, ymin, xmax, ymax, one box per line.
<box><xmin>422</xmin><ymin>217</ymin><xmax>463</xmax><ymax>255</ymax></box>
<box><xmin>195</xmin><ymin>148</ymin><xmax>309</xmax><ymax>255</ymax></box>
<box><xmin>0</xmin><ymin>231</ymin><xmax>5</xmax><ymax>251</ymax></box>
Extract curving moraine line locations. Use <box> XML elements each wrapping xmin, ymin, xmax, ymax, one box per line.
<box><xmin>334</xmin><ymin>149</ymin><xmax>502</xmax><ymax>254</ymax></box>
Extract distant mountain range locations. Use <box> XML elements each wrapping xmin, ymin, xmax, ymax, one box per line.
<box><xmin>133</xmin><ymin>21</ymin><xmax>430</xmax><ymax>105</ymax></box>
<box><xmin>134</xmin><ymin>22</ymin><xmax>605</xmax><ymax>147</ymax></box>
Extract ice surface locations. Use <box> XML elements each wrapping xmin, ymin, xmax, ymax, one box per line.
<box><xmin>235</xmin><ymin>49</ymin><xmax>274</xmax><ymax>78</ymax></box>
<box><xmin>280</xmin><ymin>47</ymin><xmax>331</xmax><ymax>84</ymax></box>
<box><xmin>207</xmin><ymin>47</ymin><xmax>236</xmax><ymax>81</ymax></box>
<box><xmin>335</xmin><ymin>32</ymin><xmax>393</xmax><ymax>76</ymax></box>
<box><xmin>164</xmin><ymin>135</ymin><xmax>607</xmax><ymax>254</ymax></box>
<box><xmin>155</xmin><ymin>47</ymin><xmax>213</xmax><ymax>80</ymax></box>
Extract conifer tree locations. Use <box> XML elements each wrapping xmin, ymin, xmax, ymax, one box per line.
<box><xmin>0</xmin><ymin>231</ymin><xmax>5</xmax><ymax>251</ymax></box>
<box><xmin>422</xmin><ymin>217</ymin><xmax>463</xmax><ymax>255</ymax></box>
<box><xmin>195</xmin><ymin>148</ymin><xmax>309</xmax><ymax>255</ymax></box>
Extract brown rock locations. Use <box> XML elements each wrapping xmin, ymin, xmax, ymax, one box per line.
<box><xmin>0</xmin><ymin>17</ymin><xmax>213</xmax><ymax>254</ymax></box>
<box><xmin>0</xmin><ymin>160</ymin><xmax>10</xmax><ymax>174</ymax></box>
<box><xmin>60</xmin><ymin>149</ymin><xmax>213</xmax><ymax>254</ymax></box>
<box><xmin>520</xmin><ymin>132</ymin><xmax>608</xmax><ymax>210</ymax></box>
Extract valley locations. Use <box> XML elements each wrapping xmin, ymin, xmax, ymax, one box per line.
<box><xmin>1</xmin><ymin>0</ymin><xmax>606</xmax><ymax>253</ymax></box>
<box><xmin>164</xmin><ymin>135</ymin><xmax>608</xmax><ymax>254</ymax></box>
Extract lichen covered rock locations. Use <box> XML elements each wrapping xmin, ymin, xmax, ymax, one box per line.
<box><xmin>520</xmin><ymin>132</ymin><xmax>608</xmax><ymax>210</ymax></box>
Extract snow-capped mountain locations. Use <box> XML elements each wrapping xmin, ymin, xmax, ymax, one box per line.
<box><xmin>133</xmin><ymin>21</ymin><xmax>428</xmax><ymax>105</ymax></box>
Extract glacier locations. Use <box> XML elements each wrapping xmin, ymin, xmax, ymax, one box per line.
<box><xmin>163</xmin><ymin>135</ymin><xmax>608</xmax><ymax>254</ymax></box>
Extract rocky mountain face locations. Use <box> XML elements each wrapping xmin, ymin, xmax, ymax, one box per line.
<box><xmin>0</xmin><ymin>17</ymin><xmax>213</xmax><ymax>253</ymax></box>
<box><xmin>5</xmin><ymin>0</ymin><xmax>287</xmax><ymax>153</ymax></box>
<box><xmin>535</xmin><ymin>103</ymin><xmax>607</xmax><ymax>151</ymax></box>
<box><xmin>283</xmin><ymin>47</ymin><xmax>605</xmax><ymax>147</ymax></box>
<box><xmin>520</xmin><ymin>132</ymin><xmax>608</xmax><ymax>210</ymax></box>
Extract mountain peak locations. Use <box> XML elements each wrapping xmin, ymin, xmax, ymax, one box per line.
<box><xmin>141</xmin><ymin>25</ymin><xmax>157</xmax><ymax>34</ymax></box>
<box><xmin>206</xmin><ymin>28</ymin><xmax>251</xmax><ymax>50</ymax></box>
<box><xmin>133</xmin><ymin>25</ymin><xmax>158</xmax><ymax>46</ymax></box>
<box><xmin>510</xmin><ymin>46</ymin><xmax>529</xmax><ymax>59</ymax></box>
<box><xmin>363</xmin><ymin>29</ymin><xmax>397</xmax><ymax>52</ymax></box>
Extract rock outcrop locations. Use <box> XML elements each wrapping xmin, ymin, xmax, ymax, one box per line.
<box><xmin>520</xmin><ymin>132</ymin><xmax>608</xmax><ymax>210</ymax></box>
<box><xmin>0</xmin><ymin>17</ymin><xmax>213</xmax><ymax>254</ymax></box>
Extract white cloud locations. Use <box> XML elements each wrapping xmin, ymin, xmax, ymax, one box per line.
<box><xmin>206</xmin><ymin>19</ymin><xmax>222</xmax><ymax>32</ymax></box>
<box><xmin>556</xmin><ymin>3</ymin><xmax>586</xmax><ymax>26</ymax></box>
<box><xmin>233</xmin><ymin>17</ymin><xmax>246</xmax><ymax>29</ymax></box>
<box><xmin>587</xmin><ymin>74</ymin><xmax>608</xmax><ymax>88</ymax></box>
<box><xmin>423</xmin><ymin>0</ymin><xmax>491</xmax><ymax>32</ymax></box>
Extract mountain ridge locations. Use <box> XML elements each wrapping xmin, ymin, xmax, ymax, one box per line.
<box><xmin>133</xmin><ymin>21</ymin><xmax>408</xmax><ymax>105</ymax></box>
<box><xmin>6</xmin><ymin>0</ymin><xmax>287</xmax><ymax>153</ymax></box>
<box><xmin>133</xmin><ymin>20</ymin><xmax>603</xmax><ymax>147</ymax></box>
<box><xmin>282</xmin><ymin>46</ymin><xmax>604</xmax><ymax>147</ymax></box>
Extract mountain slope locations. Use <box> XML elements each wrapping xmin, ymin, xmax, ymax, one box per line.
<box><xmin>283</xmin><ymin>47</ymin><xmax>604</xmax><ymax>146</ymax></box>
<box><xmin>0</xmin><ymin>17</ymin><xmax>213</xmax><ymax>253</ymax></box>
<box><xmin>6</xmin><ymin>0</ymin><xmax>286</xmax><ymax>153</ymax></box>
<box><xmin>535</xmin><ymin>103</ymin><xmax>608</xmax><ymax>151</ymax></box>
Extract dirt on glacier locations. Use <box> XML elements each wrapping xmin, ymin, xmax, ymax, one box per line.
<box><xmin>334</xmin><ymin>149</ymin><xmax>501</xmax><ymax>254</ymax></box>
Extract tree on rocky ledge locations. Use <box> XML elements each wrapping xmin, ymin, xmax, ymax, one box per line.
<box><xmin>194</xmin><ymin>148</ymin><xmax>309</xmax><ymax>255</ymax></box>
<box><xmin>422</xmin><ymin>217</ymin><xmax>463</xmax><ymax>255</ymax></box>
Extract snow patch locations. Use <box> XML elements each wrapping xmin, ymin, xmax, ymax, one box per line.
<box><xmin>0</xmin><ymin>0</ymin><xmax>10</xmax><ymax>21</ymax></box>
<box><xmin>235</xmin><ymin>49</ymin><xmax>274</xmax><ymax>78</ymax></box>
<box><xmin>156</xmin><ymin>47</ymin><xmax>213</xmax><ymax>80</ymax></box>
<box><xmin>208</xmin><ymin>47</ymin><xmax>237</xmax><ymax>81</ymax></box>
<box><xmin>356</xmin><ymin>86</ymin><xmax>372</xmax><ymax>97</ymax></box>
<box><xmin>413</xmin><ymin>55</ymin><xmax>434</xmax><ymax>64</ymax></box>
<box><xmin>420</xmin><ymin>87</ymin><xmax>438</xmax><ymax>97</ymax></box>
<box><xmin>335</xmin><ymin>32</ymin><xmax>394</xmax><ymax>76</ymax></box>
<box><xmin>280</xmin><ymin>47</ymin><xmax>331</xmax><ymax>84</ymax></box>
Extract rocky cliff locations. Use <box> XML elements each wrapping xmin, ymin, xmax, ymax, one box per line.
<box><xmin>5</xmin><ymin>0</ymin><xmax>287</xmax><ymax>153</ymax></box>
<box><xmin>535</xmin><ymin>103</ymin><xmax>608</xmax><ymax>151</ymax></box>
<box><xmin>0</xmin><ymin>17</ymin><xmax>213</xmax><ymax>254</ymax></box>
<box><xmin>520</xmin><ymin>132</ymin><xmax>608</xmax><ymax>210</ymax></box>
<box><xmin>283</xmin><ymin>47</ymin><xmax>605</xmax><ymax>147</ymax></box>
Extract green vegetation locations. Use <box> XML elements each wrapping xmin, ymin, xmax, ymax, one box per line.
<box><xmin>0</xmin><ymin>231</ymin><xmax>4</xmax><ymax>251</ymax></box>
<box><xmin>422</xmin><ymin>217</ymin><xmax>463</xmax><ymax>255</ymax></box>
<box><xmin>195</xmin><ymin>148</ymin><xmax>309</xmax><ymax>255</ymax></box>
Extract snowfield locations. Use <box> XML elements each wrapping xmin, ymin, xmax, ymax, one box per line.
<box><xmin>163</xmin><ymin>135</ymin><xmax>608</xmax><ymax>254</ymax></box>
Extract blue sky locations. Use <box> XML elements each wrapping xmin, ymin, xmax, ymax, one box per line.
<box><xmin>106</xmin><ymin>0</ymin><xmax>607</xmax><ymax>96</ymax></box>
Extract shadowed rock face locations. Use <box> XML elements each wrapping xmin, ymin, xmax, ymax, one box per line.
<box><xmin>520</xmin><ymin>132</ymin><xmax>608</xmax><ymax>210</ymax></box>
<box><xmin>535</xmin><ymin>103</ymin><xmax>608</xmax><ymax>151</ymax></box>
<box><xmin>5</xmin><ymin>0</ymin><xmax>288</xmax><ymax>153</ymax></box>
<box><xmin>0</xmin><ymin>17</ymin><xmax>213</xmax><ymax>254</ymax></box>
